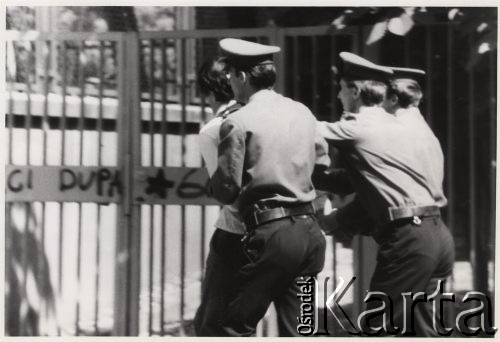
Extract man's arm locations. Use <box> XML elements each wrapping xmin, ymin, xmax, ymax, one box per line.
<box><xmin>313</xmin><ymin>120</ymin><xmax>355</xmax><ymax>194</ymax></box>
<box><xmin>209</xmin><ymin>118</ymin><xmax>246</xmax><ymax>205</ymax></box>
<box><xmin>314</xmin><ymin>127</ymin><xmax>331</xmax><ymax>167</ymax></box>
<box><xmin>316</xmin><ymin>115</ymin><xmax>358</xmax><ymax>145</ymax></box>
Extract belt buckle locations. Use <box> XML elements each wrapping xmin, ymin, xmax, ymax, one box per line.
<box><xmin>412</xmin><ymin>216</ymin><xmax>422</xmax><ymax>225</ymax></box>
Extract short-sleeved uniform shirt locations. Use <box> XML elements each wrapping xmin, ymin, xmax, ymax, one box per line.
<box><xmin>317</xmin><ymin>105</ymin><xmax>446</xmax><ymax>223</ymax></box>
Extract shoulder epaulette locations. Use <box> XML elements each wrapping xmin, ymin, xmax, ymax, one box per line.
<box><xmin>221</xmin><ymin>102</ymin><xmax>244</xmax><ymax>119</ymax></box>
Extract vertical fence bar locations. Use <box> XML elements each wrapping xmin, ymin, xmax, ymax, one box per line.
<box><xmin>149</xmin><ymin>39</ymin><xmax>156</xmax><ymax>166</ymax></box>
<box><xmin>75</xmin><ymin>40</ymin><xmax>87</xmax><ymax>336</ymax></box>
<box><xmin>179</xmin><ymin>37</ymin><xmax>187</xmax><ymax>336</ymax></box>
<box><xmin>293</xmin><ymin>36</ymin><xmax>299</xmax><ymax>100</ymax></box>
<box><xmin>7</xmin><ymin>42</ymin><xmax>14</xmax><ymax>165</ymax></box>
<box><xmin>21</xmin><ymin>40</ymin><xmax>34</xmax><ymax>336</ymax></box>
<box><xmin>75</xmin><ymin>205</ymin><xmax>83</xmax><ymax>336</ymax></box>
<box><xmin>488</xmin><ymin>51</ymin><xmax>496</xmax><ymax>296</ymax></box>
<box><xmin>58</xmin><ymin>39</ymin><xmax>68</xmax><ymax>337</ymax></box>
<box><xmin>330</xmin><ymin>33</ymin><xmax>338</xmax><ymax>297</ymax></box>
<box><xmin>271</xmin><ymin>28</ymin><xmax>286</xmax><ymax>94</ymax></box>
<box><xmin>5</xmin><ymin>200</ymin><xmax>12</xmax><ymax>333</ymax></box>
<box><xmin>94</xmin><ymin>40</ymin><xmax>105</xmax><ymax>335</ymax></box>
<box><xmin>39</xmin><ymin>39</ymin><xmax>51</xmax><ymax>327</ymax></box>
<box><xmin>330</xmin><ymin>34</ymin><xmax>338</xmax><ymax>121</ymax></box>
<box><xmin>129</xmin><ymin>33</ymin><xmax>143</xmax><ymax>337</ymax></box>
<box><xmin>114</xmin><ymin>32</ymin><xmax>142</xmax><ymax>336</ymax></box>
<box><xmin>425</xmin><ymin>26</ymin><xmax>433</xmax><ymax>126</ymax></box>
<box><xmin>446</xmin><ymin>26</ymin><xmax>455</xmax><ymax>296</ymax></box>
<box><xmin>467</xmin><ymin>36</ymin><xmax>476</xmax><ymax>285</ymax></box>
<box><xmin>115</xmin><ymin>33</ymin><xmax>128</xmax><ymax>336</ymax></box>
<box><xmin>23</xmin><ymin>201</ymin><xmax>30</xmax><ymax>335</ymax></box>
<box><xmin>200</xmin><ymin>93</ymin><xmax>207</xmax><ymax>290</ymax></box>
<box><xmin>330</xmin><ymin>35</ymin><xmax>338</xmax><ymax>121</ymax></box>
<box><xmin>42</xmin><ymin>40</ymin><xmax>50</xmax><ymax>165</ymax></box>
<box><xmin>445</xmin><ymin>27</ymin><xmax>455</xmax><ymax>233</ymax></box>
<box><xmin>26</xmin><ymin>43</ymin><xmax>32</xmax><ymax>166</ymax></box>
<box><xmin>39</xmin><ymin>198</ymin><xmax>46</xmax><ymax>323</ymax></box>
<box><xmin>147</xmin><ymin>38</ymin><xmax>155</xmax><ymax>336</ymax></box>
<box><xmin>311</xmin><ymin>36</ymin><xmax>318</xmax><ymax>114</ymax></box>
<box><xmin>160</xmin><ymin>38</ymin><xmax>167</xmax><ymax>337</ymax></box>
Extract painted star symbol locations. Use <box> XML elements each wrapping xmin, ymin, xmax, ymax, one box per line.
<box><xmin>145</xmin><ymin>169</ymin><xmax>175</xmax><ymax>199</ymax></box>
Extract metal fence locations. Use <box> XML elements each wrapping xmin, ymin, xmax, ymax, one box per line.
<box><xmin>6</xmin><ymin>31</ymin><xmax>124</xmax><ymax>336</ymax></box>
<box><xmin>5</xmin><ymin>24</ymin><xmax>496</xmax><ymax>336</ymax></box>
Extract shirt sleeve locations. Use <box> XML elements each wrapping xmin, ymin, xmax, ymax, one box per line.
<box><xmin>209</xmin><ymin>118</ymin><xmax>246</xmax><ymax>205</ymax></box>
<box><xmin>316</xmin><ymin>115</ymin><xmax>358</xmax><ymax>145</ymax></box>
<box><xmin>314</xmin><ymin>124</ymin><xmax>331</xmax><ymax>167</ymax></box>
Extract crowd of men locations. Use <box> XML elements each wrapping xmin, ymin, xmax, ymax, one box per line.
<box><xmin>193</xmin><ymin>38</ymin><xmax>455</xmax><ymax>337</ymax></box>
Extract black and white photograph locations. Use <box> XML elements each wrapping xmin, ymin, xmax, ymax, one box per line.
<box><xmin>3</xmin><ymin>5</ymin><xmax>497</xmax><ymax>337</ymax></box>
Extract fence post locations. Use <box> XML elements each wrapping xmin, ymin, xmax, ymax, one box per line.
<box><xmin>114</xmin><ymin>32</ymin><xmax>142</xmax><ymax>336</ymax></box>
<box><xmin>270</xmin><ymin>27</ymin><xmax>286</xmax><ymax>94</ymax></box>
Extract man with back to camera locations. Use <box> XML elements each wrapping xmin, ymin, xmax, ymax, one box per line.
<box><xmin>194</xmin><ymin>55</ymin><xmax>330</xmax><ymax>337</ymax></box>
<box><xmin>209</xmin><ymin>38</ymin><xmax>330</xmax><ymax>336</ymax></box>
<box><xmin>314</xmin><ymin>67</ymin><xmax>454</xmax><ymax>246</ymax></box>
<box><xmin>316</xmin><ymin>52</ymin><xmax>455</xmax><ymax>336</ymax></box>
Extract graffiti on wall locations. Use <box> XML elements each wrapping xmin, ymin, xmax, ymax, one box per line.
<box><xmin>6</xmin><ymin>166</ymin><xmax>217</xmax><ymax>205</ymax></box>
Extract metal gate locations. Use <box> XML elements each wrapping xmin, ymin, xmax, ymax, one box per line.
<box><xmin>6</xmin><ymin>31</ymin><xmax>125</xmax><ymax>335</ymax></box>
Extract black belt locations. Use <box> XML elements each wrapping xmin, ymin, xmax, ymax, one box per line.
<box><xmin>387</xmin><ymin>205</ymin><xmax>440</xmax><ymax>221</ymax></box>
<box><xmin>244</xmin><ymin>202</ymin><xmax>316</xmax><ymax>230</ymax></box>
<box><xmin>372</xmin><ymin>205</ymin><xmax>441</xmax><ymax>239</ymax></box>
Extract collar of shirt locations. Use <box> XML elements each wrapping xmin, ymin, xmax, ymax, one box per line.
<box><xmin>357</xmin><ymin>105</ymin><xmax>388</xmax><ymax>116</ymax></box>
<box><xmin>394</xmin><ymin>106</ymin><xmax>420</xmax><ymax>117</ymax></box>
<box><xmin>215</xmin><ymin>99</ymin><xmax>237</xmax><ymax>117</ymax></box>
<box><xmin>248</xmin><ymin>88</ymin><xmax>276</xmax><ymax>104</ymax></box>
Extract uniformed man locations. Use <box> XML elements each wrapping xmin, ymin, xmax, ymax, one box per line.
<box><xmin>380</xmin><ymin>65</ymin><xmax>455</xmax><ymax>336</ymax></box>
<box><xmin>194</xmin><ymin>57</ymin><xmax>247</xmax><ymax>336</ymax></box>
<box><xmin>316</xmin><ymin>52</ymin><xmax>455</xmax><ymax>336</ymax></box>
<box><xmin>209</xmin><ymin>38</ymin><xmax>329</xmax><ymax>336</ymax></box>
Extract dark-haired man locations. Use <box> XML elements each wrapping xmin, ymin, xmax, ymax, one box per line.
<box><xmin>194</xmin><ymin>57</ymin><xmax>247</xmax><ymax>336</ymax></box>
<box><xmin>209</xmin><ymin>38</ymin><xmax>329</xmax><ymax>336</ymax></box>
<box><xmin>316</xmin><ymin>53</ymin><xmax>455</xmax><ymax>336</ymax></box>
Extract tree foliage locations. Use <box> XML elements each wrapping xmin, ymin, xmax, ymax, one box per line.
<box><xmin>330</xmin><ymin>7</ymin><xmax>497</xmax><ymax>68</ymax></box>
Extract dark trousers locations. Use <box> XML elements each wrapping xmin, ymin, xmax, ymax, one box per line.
<box><xmin>220</xmin><ymin>215</ymin><xmax>326</xmax><ymax>336</ymax></box>
<box><xmin>194</xmin><ymin>229</ymin><xmax>247</xmax><ymax>336</ymax></box>
<box><xmin>365</xmin><ymin>216</ymin><xmax>455</xmax><ymax>336</ymax></box>
<box><xmin>194</xmin><ymin>223</ymin><xmax>325</xmax><ymax>337</ymax></box>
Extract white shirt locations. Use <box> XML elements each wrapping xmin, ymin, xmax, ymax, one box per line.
<box><xmin>198</xmin><ymin>101</ymin><xmax>246</xmax><ymax>234</ymax></box>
